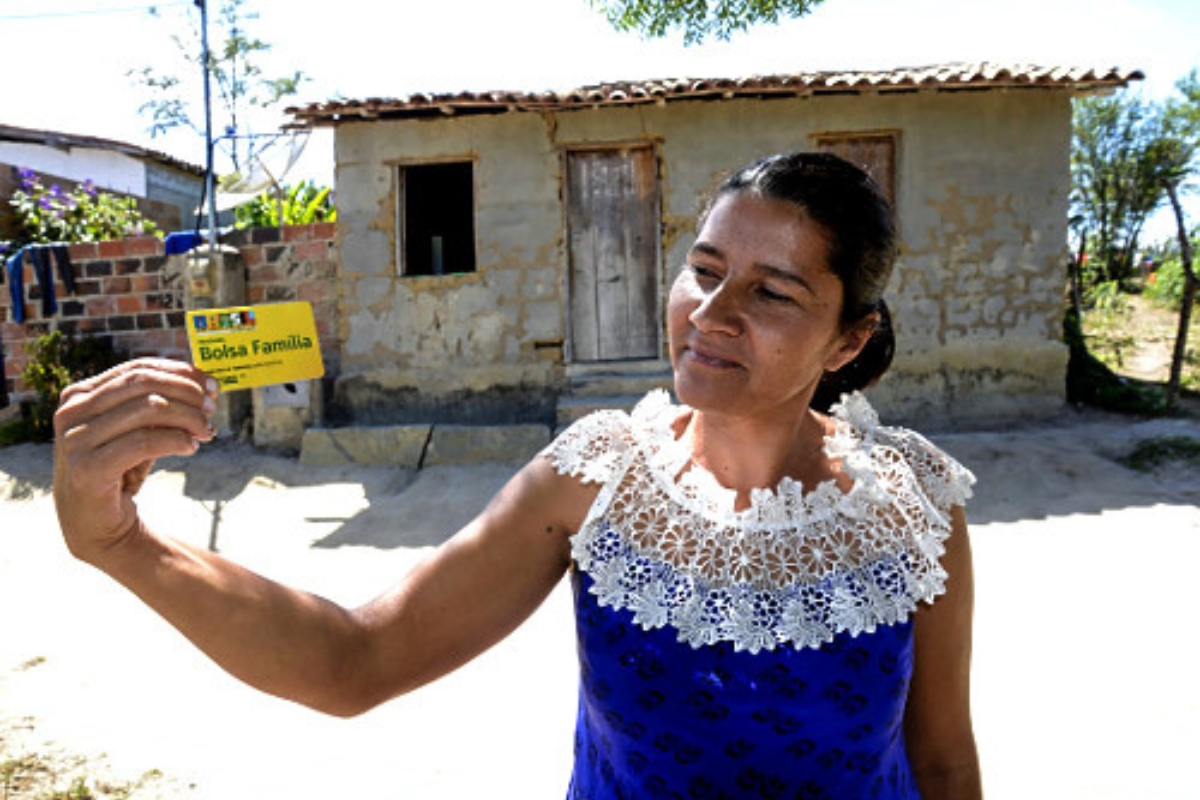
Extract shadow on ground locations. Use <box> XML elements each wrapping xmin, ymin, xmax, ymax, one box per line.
<box><xmin>4</xmin><ymin>406</ymin><xmax>1198</xmax><ymax>543</ymax></box>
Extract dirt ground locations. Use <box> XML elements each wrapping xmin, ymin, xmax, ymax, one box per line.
<box><xmin>2</xmin><ymin>399</ymin><xmax>1199</xmax><ymax>799</ymax></box>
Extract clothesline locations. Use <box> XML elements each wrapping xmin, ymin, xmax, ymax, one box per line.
<box><xmin>3</xmin><ymin>232</ymin><xmax>211</xmax><ymax>325</ymax></box>
<box><xmin>4</xmin><ymin>242</ymin><xmax>76</xmax><ymax>324</ymax></box>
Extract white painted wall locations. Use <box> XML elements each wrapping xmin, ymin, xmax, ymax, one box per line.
<box><xmin>0</xmin><ymin>142</ymin><xmax>146</xmax><ymax>194</ymax></box>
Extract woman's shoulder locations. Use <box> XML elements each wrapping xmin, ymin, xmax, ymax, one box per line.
<box><xmin>541</xmin><ymin>389</ymin><xmax>677</xmax><ymax>485</ymax></box>
<box><xmin>829</xmin><ymin>392</ymin><xmax>976</xmax><ymax>511</ymax></box>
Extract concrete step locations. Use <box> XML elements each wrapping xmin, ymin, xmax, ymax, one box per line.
<box><xmin>299</xmin><ymin>422</ymin><xmax>552</xmax><ymax>468</ymax></box>
<box><xmin>557</xmin><ymin>360</ymin><xmax>675</xmax><ymax>430</ymax></box>
<box><xmin>555</xmin><ymin>394</ymin><xmax>646</xmax><ymax>429</ymax></box>
<box><xmin>564</xmin><ymin>360</ymin><xmax>673</xmax><ymax>397</ymax></box>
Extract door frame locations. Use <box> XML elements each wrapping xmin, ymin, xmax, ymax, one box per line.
<box><xmin>560</xmin><ymin>141</ymin><xmax>664</xmax><ymax>365</ymax></box>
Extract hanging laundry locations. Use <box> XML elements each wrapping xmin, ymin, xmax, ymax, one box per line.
<box><xmin>28</xmin><ymin>246</ymin><xmax>57</xmax><ymax>317</ymax></box>
<box><xmin>51</xmin><ymin>244</ymin><xmax>76</xmax><ymax>295</ymax></box>
<box><xmin>5</xmin><ymin>248</ymin><xmax>26</xmax><ymax>324</ymax></box>
<box><xmin>165</xmin><ymin>231</ymin><xmax>205</xmax><ymax>256</ymax></box>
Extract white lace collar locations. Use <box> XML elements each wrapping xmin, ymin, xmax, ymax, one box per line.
<box><xmin>547</xmin><ymin>390</ymin><xmax>975</xmax><ymax>653</ymax></box>
<box><xmin>628</xmin><ymin>389</ymin><xmax>895</xmax><ymax>526</ymax></box>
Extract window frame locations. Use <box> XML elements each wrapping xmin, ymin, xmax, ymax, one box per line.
<box><xmin>810</xmin><ymin>131</ymin><xmax>899</xmax><ymax>211</ymax></box>
<box><xmin>394</xmin><ymin>158</ymin><xmax>479</xmax><ymax>278</ymax></box>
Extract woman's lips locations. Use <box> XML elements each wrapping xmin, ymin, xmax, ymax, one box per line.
<box><xmin>685</xmin><ymin>344</ymin><xmax>742</xmax><ymax>369</ymax></box>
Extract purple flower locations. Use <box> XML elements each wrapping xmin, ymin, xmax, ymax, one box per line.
<box><xmin>18</xmin><ymin>167</ymin><xmax>37</xmax><ymax>191</ymax></box>
<box><xmin>82</xmin><ymin>179</ymin><xmax>97</xmax><ymax>197</ymax></box>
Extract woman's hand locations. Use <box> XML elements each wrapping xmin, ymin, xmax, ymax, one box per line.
<box><xmin>53</xmin><ymin>358</ymin><xmax>218</xmax><ymax>564</ymax></box>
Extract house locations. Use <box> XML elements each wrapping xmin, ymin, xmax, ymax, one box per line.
<box><xmin>287</xmin><ymin>62</ymin><xmax>1142</xmax><ymax>430</ymax></box>
<box><xmin>0</xmin><ymin>123</ymin><xmax>206</xmax><ymax>238</ymax></box>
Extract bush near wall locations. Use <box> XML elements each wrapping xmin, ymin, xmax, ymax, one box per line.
<box><xmin>0</xmin><ymin>222</ymin><xmax>338</xmax><ymax>400</ymax></box>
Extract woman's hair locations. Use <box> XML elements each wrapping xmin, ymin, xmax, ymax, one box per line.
<box><xmin>698</xmin><ymin>152</ymin><xmax>898</xmax><ymax>412</ymax></box>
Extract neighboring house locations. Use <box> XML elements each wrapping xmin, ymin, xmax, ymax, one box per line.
<box><xmin>0</xmin><ymin>123</ymin><xmax>205</xmax><ymax>239</ymax></box>
<box><xmin>288</xmin><ymin>62</ymin><xmax>1141</xmax><ymax>429</ymax></box>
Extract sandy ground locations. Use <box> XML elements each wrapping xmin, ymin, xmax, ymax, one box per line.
<box><xmin>2</xmin><ymin>407</ymin><xmax>1199</xmax><ymax>799</ymax></box>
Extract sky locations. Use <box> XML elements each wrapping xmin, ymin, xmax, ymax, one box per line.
<box><xmin>2</xmin><ymin>0</ymin><xmax>1198</xmax><ymax>236</ymax></box>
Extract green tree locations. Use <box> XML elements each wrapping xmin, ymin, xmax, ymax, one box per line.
<box><xmin>591</xmin><ymin>0</ymin><xmax>826</xmax><ymax>43</ymax></box>
<box><xmin>1071</xmin><ymin>93</ymin><xmax>1174</xmax><ymax>286</ymax></box>
<box><xmin>1156</xmin><ymin>70</ymin><xmax>1200</xmax><ymax>409</ymax></box>
<box><xmin>129</xmin><ymin>0</ymin><xmax>307</xmax><ymax>174</ymax></box>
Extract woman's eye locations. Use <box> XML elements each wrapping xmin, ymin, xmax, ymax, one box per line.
<box><xmin>757</xmin><ymin>285</ymin><xmax>793</xmax><ymax>303</ymax></box>
<box><xmin>689</xmin><ymin>264</ymin><xmax>720</xmax><ymax>284</ymax></box>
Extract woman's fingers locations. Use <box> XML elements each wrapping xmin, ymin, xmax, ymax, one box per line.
<box><xmin>53</xmin><ymin>358</ymin><xmax>219</xmax><ymax>561</ymax></box>
<box><xmin>57</xmin><ymin>358</ymin><xmax>216</xmax><ymax>435</ymax></box>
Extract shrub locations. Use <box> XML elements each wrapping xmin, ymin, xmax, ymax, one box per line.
<box><xmin>13</xmin><ymin>330</ymin><xmax>125</xmax><ymax>443</ymax></box>
<box><xmin>7</xmin><ymin>167</ymin><xmax>160</xmax><ymax>248</ymax></box>
<box><xmin>1145</xmin><ymin>257</ymin><xmax>1196</xmax><ymax>310</ymax></box>
<box><xmin>233</xmin><ymin>180</ymin><xmax>337</xmax><ymax>228</ymax></box>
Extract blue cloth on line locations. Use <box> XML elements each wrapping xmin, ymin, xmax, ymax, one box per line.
<box><xmin>29</xmin><ymin>246</ymin><xmax>57</xmax><ymax>317</ymax></box>
<box><xmin>164</xmin><ymin>231</ymin><xmax>205</xmax><ymax>256</ymax></box>
<box><xmin>5</xmin><ymin>249</ymin><xmax>26</xmax><ymax>323</ymax></box>
<box><xmin>51</xmin><ymin>244</ymin><xmax>75</xmax><ymax>294</ymax></box>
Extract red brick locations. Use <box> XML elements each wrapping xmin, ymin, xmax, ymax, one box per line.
<box><xmin>283</xmin><ymin>225</ymin><xmax>311</xmax><ymax>243</ymax></box>
<box><xmin>247</xmin><ymin>286</ymin><xmax>266</xmax><ymax>304</ymax></box>
<box><xmin>131</xmin><ymin>275</ymin><xmax>159</xmax><ymax>293</ymax></box>
<box><xmin>127</xmin><ymin>236</ymin><xmax>162</xmax><ymax>257</ymax></box>
<box><xmin>86</xmin><ymin>297</ymin><xmax>118</xmax><ymax>316</ymax></box>
<box><xmin>103</xmin><ymin>277</ymin><xmax>133</xmax><ymax>295</ymax></box>
<box><xmin>98</xmin><ymin>240</ymin><xmax>126</xmax><ymax>258</ymax></box>
<box><xmin>295</xmin><ymin>240</ymin><xmax>329</xmax><ymax>261</ymax></box>
<box><xmin>312</xmin><ymin>222</ymin><xmax>336</xmax><ymax>240</ymax></box>
<box><xmin>240</xmin><ymin>247</ymin><xmax>264</xmax><ymax>268</ymax></box>
<box><xmin>117</xmin><ymin>295</ymin><xmax>146</xmax><ymax>314</ymax></box>
<box><xmin>69</xmin><ymin>242</ymin><xmax>99</xmax><ymax>261</ymax></box>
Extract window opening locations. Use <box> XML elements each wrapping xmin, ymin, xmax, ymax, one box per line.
<box><xmin>399</xmin><ymin>161</ymin><xmax>476</xmax><ymax>276</ymax></box>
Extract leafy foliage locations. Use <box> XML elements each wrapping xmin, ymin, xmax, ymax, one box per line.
<box><xmin>1071</xmin><ymin>94</ymin><xmax>1176</xmax><ymax>284</ymax></box>
<box><xmin>1118</xmin><ymin>436</ymin><xmax>1200</xmax><ymax>472</ymax></box>
<box><xmin>1147</xmin><ymin>248</ymin><xmax>1199</xmax><ymax>309</ymax></box>
<box><xmin>234</xmin><ymin>181</ymin><xmax>337</xmax><ymax>228</ymax></box>
<box><xmin>590</xmin><ymin>0</ymin><xmax>826</xmax><ymax>43</ymax></box>
<box><xmin>6</xmin><ymin>168</ymin><xmax>159</xmax><ymax>248</ymax></box>
<box><xmin>17</xmin><ymin>331</ymin><xmax>124</xmax><ymax>443</ymax></box>
<box><xmin>129</xmin><ymin>0</ymin><xmax>307</xmax><ymax>173</ymax></box>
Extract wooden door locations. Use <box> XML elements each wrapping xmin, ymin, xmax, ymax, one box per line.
<box><xmin>566</xmin><ymin>146</ymin><xmax>660</xmax><ymax>362</ymax></box>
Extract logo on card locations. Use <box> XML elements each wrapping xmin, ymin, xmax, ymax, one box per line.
<box><xmin>191</xmin><ymin>309</ymin><xmax>257</xmax><ymax>333</ymax></box>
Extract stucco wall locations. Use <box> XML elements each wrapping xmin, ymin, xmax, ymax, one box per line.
<box><xmin>0</xmin><ymin>142</ymin><xmax>146</xmax><ymax>196</ymax></box>
<box><xmin>332</xmin><ymin>89</ymin><xmax>1073</xmax><ymax>426</ymax></box>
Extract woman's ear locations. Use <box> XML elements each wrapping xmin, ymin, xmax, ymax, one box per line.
<box><xmin>823</xmin><ymin>312</ymin><xmax>880</xmax><ymax>373</ymax></box>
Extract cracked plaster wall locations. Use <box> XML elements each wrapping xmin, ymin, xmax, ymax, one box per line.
<box><xmin>331</xmin><ymin>89</ymin><xmax>1074</xmax><ymax>426</ymax></box>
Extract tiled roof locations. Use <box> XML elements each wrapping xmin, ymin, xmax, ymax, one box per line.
<box><xmin>287</xmin><ymin>62</ymin><xmax>1143</xmax><ymax>126</ymax></box>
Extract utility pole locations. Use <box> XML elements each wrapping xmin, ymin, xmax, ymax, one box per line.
<box><xmin>198</xmin><ymin>0</ymin><xmax>218</xmax><ymax>255</ymax></box>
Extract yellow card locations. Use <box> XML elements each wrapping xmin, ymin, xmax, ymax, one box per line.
<box><xmin>186</xmin><ymin>302</ymin><xmax>324</xmax><ymax>391</ymax></box>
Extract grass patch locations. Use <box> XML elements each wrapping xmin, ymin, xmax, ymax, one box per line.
<box><xmin>0</xmin><ymin>749</ymin><xmax>164</xmax><ymax>800</ymax></box>
<box><xmin>1118</xmin><ymin>436</ymin><xmax>1200</xmax><ymax>472</ymax></box>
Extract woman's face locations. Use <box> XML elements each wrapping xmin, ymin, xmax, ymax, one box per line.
<box><xmin>668</xmin><ymin>192</ymin><xmax>869</xmax><ymax>421</ymax></box>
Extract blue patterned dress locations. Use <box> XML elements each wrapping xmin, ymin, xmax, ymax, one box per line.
<box><xmin>544</xmin><ymin>391</ymin><xmax>975</xmax><ymax>800</ymax></box>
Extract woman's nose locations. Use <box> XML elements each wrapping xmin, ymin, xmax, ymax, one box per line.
<box><xmin>689</xmin><ymin>284</ymin><xmax>743</xmax><ymax>336</ymax></box>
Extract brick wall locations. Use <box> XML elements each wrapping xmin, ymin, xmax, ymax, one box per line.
<box><xmin>1</xmin><ymin>222</ymin><xmax>338</xmax><ymax>401</ymax></box>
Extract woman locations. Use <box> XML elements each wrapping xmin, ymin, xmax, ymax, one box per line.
<box><xmin>53</xmin><ymin>152</ymin><xmax>981</xmax><ymax>798</ymax></box>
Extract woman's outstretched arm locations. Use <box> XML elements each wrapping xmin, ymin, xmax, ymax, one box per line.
<box><xmin>53</xmin><ymin>358</ymin><xmax>591</xmax><ymax>717</ymax></box>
